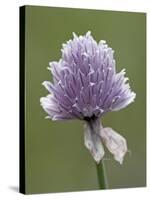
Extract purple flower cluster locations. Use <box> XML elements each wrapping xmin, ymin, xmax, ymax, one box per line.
<box><xmin>41</xmin><ymin>31</ymin><xmax>135</xmax><ymax>121</ymax></box>
<box><xmin>40</xmin><ymin>31</ymin><xmax>136</xmax><ymax>164</ymax></box>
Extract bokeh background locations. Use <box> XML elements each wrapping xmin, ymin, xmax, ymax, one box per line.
<box><xmin>24</xmin><ymin>6</ymin><xmax>146</xmax><ymax>194</ymax></box>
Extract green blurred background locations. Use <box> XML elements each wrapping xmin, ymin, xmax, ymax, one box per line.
<box><xmin>24</xmin><ymin>6</ymin><xmax>146</xmax><ymax>194</ymax></box>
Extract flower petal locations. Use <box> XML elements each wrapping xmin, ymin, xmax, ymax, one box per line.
<box><xmin>40</xmin><ymin>95</ymin><xmax>60</xmax><ymax>118</ymax></box>
<box><xmin>84</xmin><ymin>122</ymin><xmax>105</xmax><ymax>164</ymax></box>
<box><xmin>100</xmin><ymin>127</ymin><xmax>127</xmax><ymax>164</ymax></box>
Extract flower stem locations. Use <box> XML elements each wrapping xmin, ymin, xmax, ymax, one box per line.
<box><xmin>96</xmin><ymin>160</ymin><xmax>108</xmax><ymax>189</ymax></box>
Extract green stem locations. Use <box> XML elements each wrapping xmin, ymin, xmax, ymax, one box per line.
<box><xmin>96</xmin><ymin>159</ymin><xmax>108</xmax><ymax>189</ymax></box>
<box><xmin>84</xmin><ymin>117</ymin><xmax>108</xmax><ymax>189</ymax></box>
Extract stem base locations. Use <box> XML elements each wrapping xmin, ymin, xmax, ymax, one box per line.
<box><xmin>96</xmin><ymin>160</ymin><xmax>108</xmax><ymax>189</ymax></box>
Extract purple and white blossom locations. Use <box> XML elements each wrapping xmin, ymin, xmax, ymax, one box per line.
<box><xmin>40</xmin><ymin>31</ymin><xmax>136</xmax><ymax>164</ymax></box>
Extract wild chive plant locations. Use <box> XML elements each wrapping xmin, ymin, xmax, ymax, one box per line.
<box><xmin>40</xmin><ymin>31</ymin><xmax>136</xmax><ymax>189</ymax></box>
